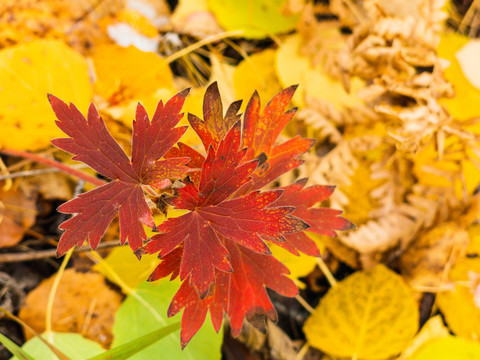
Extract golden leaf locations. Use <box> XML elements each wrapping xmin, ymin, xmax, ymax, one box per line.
<box><xmin>94</xmin><ymin>210</ymin><xmax>188</xmax><ymax>290</ymax></box>
<box><xmin>438</xmin><ymin>33</ymin><xmax>480</xmax><ymax>120</ymax></box>
<box><xmin>437</xmin><ymin>258</ymin><xmax>480</xmax><ymax>341</ymax></box>
<box><xmin>269</xmin><ymin>234</ymin><xmax>325</xmax><ymax>288</ymax></box>
<box><xmin>275</xmin><ymin>34</ymin><xmax>363</xmax><ymax>108</ymax></box>
<box><xmin>233</xmin><ymin>49</ymin><xmax>283</xmax><ymax>111</ymax></box>
<box><xmin>304</xmin><ymin>265</ymin><xmax>418</xmax><ymax>359</ymax></box>
<box><xmin>0</xmin><ymin>40</ymin><xmax>92</xmax><ymax>150</ymax></box>
<box><xmin>407</xmin><ymin>336</ymin><xmax>480</xmax><ymax>360</ymax></box>
<box><xmin>400</xmin><ymin>315</ymin><xmax>449</xmax><ymax>359</ymax></box>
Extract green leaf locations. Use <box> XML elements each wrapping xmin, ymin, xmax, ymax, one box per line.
<box><xmin>87</xmin><ymin>322</ymin><xmax>180</xmax><ymax>360</ymax></box>
<box><xmin>304</xmin><ymin>264</ymin><xmax>418</xmax><ymax>359</ymax></box>
<box><xmin>112</xmin><ymin>280</ymin><xmax>223</xmax><ymax>359</ymax></box>
<box><xmin>11</xmin><ymin>332</ymin><xmax>104</xmax><ymax>360</ymax></box>
<box><xmin>208</xmin><ymin>0</ymin><xmax>300</xmax><ymax>39</ymax></box>
<box><xmin>0</xmin><ymin>332</ymin><xmax>35</xmax><ymax>360</ymax></box>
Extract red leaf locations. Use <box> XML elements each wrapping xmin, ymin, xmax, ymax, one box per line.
<box><xmin>187</xmin><ymin>82</ymin><xmax>242</xmax><ymax>151</ymax></box>
<box><xmin>143</xmin><ymin>84</ymin><xmax>353</xmax><ymax>347</ymax></box>
<box><xmin>49</xmin><ymin>90</ymin><xmax>190</xmax><ymax>255</ymax></box>
<box><xmin>143</xmin><ymin>123</ymin><xmax>308</xmax><ymax>298</ymax></box>
<box><xmin>162</xmin><ymin>239</ymin><xmax>298</xmax><ymax>348</ymax></box>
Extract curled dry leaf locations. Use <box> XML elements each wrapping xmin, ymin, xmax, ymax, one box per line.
<box><xmin>0</xmin><ymin>185</ymin><xmax>37</xmax><ymax>248</ymax></box>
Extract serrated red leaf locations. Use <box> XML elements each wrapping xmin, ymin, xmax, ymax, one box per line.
<box><xmin>49</xmin><ymin>90</ymin><xmax>191</xmax><ymax>255</ymax></box>
<box><xmin>160</xmin><ymin>238</ymin><xmax>298</xmax><ymax>348</ymax></box>
<box><xmin>143</xmin><ymin>123</ymin><xmax>308</xmax><ymax>297</ymax></box>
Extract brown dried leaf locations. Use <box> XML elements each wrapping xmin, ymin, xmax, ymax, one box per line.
<box><xmin>19</xmin><ymin>269</ymin><xmax>123</xmax><ymax>348</ymax></box>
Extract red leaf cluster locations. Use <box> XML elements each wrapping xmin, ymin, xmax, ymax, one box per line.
<box><xmin>49</xmin><ymin>83</ymin><xmax>353</xmax><ymax>347</ymax></box>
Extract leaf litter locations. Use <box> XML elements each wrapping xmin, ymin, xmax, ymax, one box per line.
<box><xmin>1</xmin><ymin>0</ymin><xmax>480</xmax><ymax>359</ymax></box>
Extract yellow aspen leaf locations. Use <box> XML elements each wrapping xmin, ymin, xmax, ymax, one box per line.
<box><xmin>0</xmin><ymin>40</ymin><xmax>92</xmax><ymax>150</ymax></box>
<box><xmin>304</xmin><ymin>265</ymin><xmax>418</xmax><ymax>359</ymax></box>
<box><xmin>275</xmin><ymin>34</ymin><xmax>363</xmax><ymax>108</ymax></box>
<box><xmin>407</xmin><ymin>336</ymin><xmax>480</xmax><ymax>360</ymax></box>
<box><xmin>233</xmin><ymin>49</ymin><xmax>283</xmax><ymax>111</ymax></box>
<box><xmin>437</xmin><ymin>258</ymin><xmax>480</xmax><ymax>341</ymax></box>
<box><xmin>207</xmin><ymin>0</ymin><xmax>301</xmax><ymax>39</ymax></box>
<box><xmin>438</xmin><ymin>33</ymin><xmax>480</xmax><ymax>120</ymax></box>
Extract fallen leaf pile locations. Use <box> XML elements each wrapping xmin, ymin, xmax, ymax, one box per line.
<box><xmin>2</xmin><ymin>0</ymin><xmax>480</xmax><ymax>359</ymax></box>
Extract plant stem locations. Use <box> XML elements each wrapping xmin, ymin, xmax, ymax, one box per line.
<box><xmin>45</xmin><ymin>248</ymin><xmax>73</xmax><ymax>341</ymax></box>
<box><xmin>316</xmin><ymin>257</ymin><xmax>338</xmax><ymax>287</ymax></box>
<box><xmin>1</xmin><ymin>148</ymin><xmax>106</xmax><ymax>187</ymax></box>
<box><xmin>165</xmin><ymin>30</ymin><xmax>244</xmax><ymax>64</ymax></box>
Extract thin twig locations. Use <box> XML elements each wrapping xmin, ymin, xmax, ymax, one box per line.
<box><xmin>459</xmin><ymin>0</ymin><xmax>480</xmax><ymax>34</ymax></box>
<box><xmin>295</xmin><ymin>294</ymin><xmax>314</xmax><ymax>313</ymax></box>
<box><xmin>0</xmin><ymin>241</ymin><xmax>122</xmax><ymax>263</ymax></box>
<box><xmin>165</xmin><ymin>30</ymin><xmax>244</xmax><ymax>64</ymax></box>
<box><xmin>316</xmin><ymin>257</ymin><xmax>338</xmax><ymax>287</ymax></box>
<box><xmin>1</xmin><ymin>148</ymin><xmax>106</xmax><ymax>187</ymax></box>
<box><xmin>0</xmin><ymin>305</ymin><xmax>70</xmax><ymax>360</ymax></box>
<box><xmin>0</xmin><ymin>167</ymin><xmax>61</xmax><ymax>181</ymax></box>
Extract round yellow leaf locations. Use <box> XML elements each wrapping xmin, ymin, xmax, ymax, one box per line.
<box><xmin>275</xmin><ymin>34</ymin><xmax>363</xmax><ymax>108</ymax></box>
<box><xmin>407</xmin><ymin>336</ymin><xmax>480</xmax><ymax>360</ymax></box>
<box><xmin>0</xmin><ymin>40</ymin><xmax>92</xmax><ymax>150</ymax></box>
<box><xmin>304</xmin><ymin>265</ymin><xmax>418</xmax><ymax>359</ymax></box>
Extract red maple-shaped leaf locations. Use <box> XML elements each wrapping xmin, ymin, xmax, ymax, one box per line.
<box><xmin>166</xmin><ymin>241</ymin><xmax>298</xmax><ymax>348</ymax></box>
<box><xmin>142</xmin><ymin>122</ymin><xmax>308</xmax><ymax>298</ymax></box>
<box><xmin>143</xmin><ymin>83</ymin><xmax>353</xmax><ymax>347</ymax></box>
<box><xmin>49</xmin><ymin>90</ymin><xmax>191</xmax><ymax>255</ymax></box>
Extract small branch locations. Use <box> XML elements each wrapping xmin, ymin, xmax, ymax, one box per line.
<box><xmin>295</xmin><ymin>294</ymin><xmax>314</xmax><ymax>313</ymax></box>
<box><xmin>1</xmin><ymin>148</ymin><xmax>106</xmax><ymax>187</ymax></box>
<box><xmin>165</xmin><ymin>30</ymin><xmax>244</xmax><ymax>64</ymax></box>
<box><xmin>316</xmin><ymin>257</ymin><xmax>338</xmax><ymax>287</ymax></box>
<box><xmin>0</xmin><ymin>241</ymin><xmax>122</xmax><ymax>263</ymax></box>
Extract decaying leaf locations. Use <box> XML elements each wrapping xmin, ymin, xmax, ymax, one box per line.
<box><xmin>304</xmin><ymin>265</ymin><xmax>418</xmax><ymax>359</ymax></box>
<box><xmin>0</xmin><ymin>185</ymin><xmax>37</xmax><ymax>248</ymax></box>
<box><xmin>18</xmin><ymin>269</ymin><xmax>122</xmax><ymax>348</ymax></box>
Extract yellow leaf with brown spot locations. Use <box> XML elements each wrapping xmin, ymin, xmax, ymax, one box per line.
<box><xmin>304</xmin><ymin>265</ymin><xmax>418</xmax><ymax>359</ymax></box>
<box><xmin>0</xmin><ymin>40</ymin><xmax>92</xmax><ymax>150</ymax></box>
